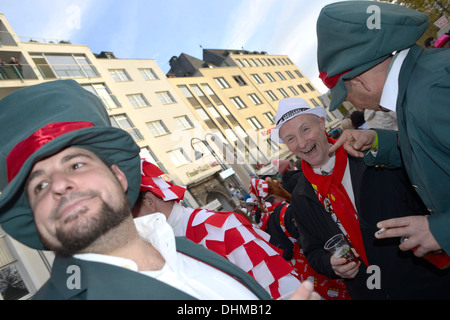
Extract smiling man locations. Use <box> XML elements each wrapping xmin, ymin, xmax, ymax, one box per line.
<box><xmin>270</xmin><ymin>97</ymin><xmax>450</xmax><ymax>299</ymax></box>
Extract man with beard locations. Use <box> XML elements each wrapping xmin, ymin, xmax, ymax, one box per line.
<box><xmin>0</xmin><ymin>80</ymin><xmax>318</xmax><ymax>300</ymax></box>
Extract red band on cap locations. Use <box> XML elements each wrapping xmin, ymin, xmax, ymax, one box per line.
<box><xmin>319</xmin><ymin>70</ymin><xmax>350</xmax><ymax>89</ymax></box>
<box><xmin>6</xmin><ymin>121</ymin><xmax>95</xmax><ymax>182</ymax></box>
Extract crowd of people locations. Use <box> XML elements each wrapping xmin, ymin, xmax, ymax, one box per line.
<box><xmin>0</xmin><ymin>1</ymin><xmax>449</xmax><ymax>301</ymax></box>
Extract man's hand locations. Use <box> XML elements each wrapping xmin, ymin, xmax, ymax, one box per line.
<box><xmin>330</xmin><ymin>249</ymin><xmax>360</xmax><ymax>279</ymax></box>
<box><xmin>329</xmin><ymin>129</ymin><xmax>377</xmax><ymax>157</ymax></box>
<box><xmin>288</xmin><ymin>280</ymin><xmax>322</xmax><ymax>300</ymax></box>
<box><xmin>375</xmin><ymin>215</ymin><xmax>441</xmax><ymax>257</ymax></box>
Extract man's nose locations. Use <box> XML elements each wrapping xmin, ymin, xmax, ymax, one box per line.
<box><xmin>50</xmin><ymin>172</ymin><xmax>75</xmax><ymax>197</ymax></box>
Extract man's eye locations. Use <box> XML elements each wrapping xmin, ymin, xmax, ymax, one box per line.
<box><xmin>72</xmin><ymin>163</ymin><xmax>85</xmax><ymax>170</ymax></box>
<box><xmin>34</xmin><ymin>182</ymin><xmax>49</xmax><ymax>194</ymax></box>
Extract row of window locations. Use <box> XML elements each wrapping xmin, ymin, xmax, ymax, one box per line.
<box><xmin>234</xmin><ymin>56</ymin><xmax>294</xmax><ymax>68</ymax></box>
<box><xmin>109</xmin><ymin>68</ymin><xmax>159</xmax><ymax>82</ymax></box>
<box><xmin>215</xmin><ymin>69</ymin><xmax>307</xmax><ymax>89</ymax></box>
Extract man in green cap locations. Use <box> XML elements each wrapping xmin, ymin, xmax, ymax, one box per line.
<box><xmin>0</xmin><ymin>80</ymin><xmax>318</xmax><ymax>300</ymax></box>
<box><xmin>317</xmin><ymin>1</ymin><xmax>450</xmax><ymax>263</ymax></box>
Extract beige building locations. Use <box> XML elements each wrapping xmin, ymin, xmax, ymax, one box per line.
<box><xmin>167</xmin><ymin>49</ymin><xmax>341</xmax><ymax>174</ymax></box>
<box><xmin>0</xmin><ymin>13</ymin><xmax>344</xmax><ymax>299</ymax></box>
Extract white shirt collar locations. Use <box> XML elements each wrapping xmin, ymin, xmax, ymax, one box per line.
<box><xmin>75</xmin><ymin>213</ymin><xmax>178</xmax><ymax>271</ymax></box>
<box><xmin>379</xmin><ymin>48</ymin><xmax>410</xmax><ymax>112</ymax></box>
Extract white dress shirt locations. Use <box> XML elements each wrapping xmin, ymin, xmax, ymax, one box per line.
<box><xmin>379</xmin><ymin>48</ymin><xmax>410</xmax><ymax>112</ymax></box>
<box><xmin>75</xmin><ymin>213</ymin><xmax>258</xmax><ymax>300</ymax></box>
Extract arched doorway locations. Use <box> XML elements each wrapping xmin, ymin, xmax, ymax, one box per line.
<box><xmin>205</xmin><ymin>191</ymin><xmax>233</xmax><ymax>212</ymax></box>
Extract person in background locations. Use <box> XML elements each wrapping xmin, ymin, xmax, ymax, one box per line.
<box><xmin>131</xmin><ymin>159</ymin><xmax>301</xmax><ymax>299</ymax></box>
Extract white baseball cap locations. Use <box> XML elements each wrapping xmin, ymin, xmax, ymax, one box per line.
<box><xmin>270</xmin><ymin>98</ymin><xmax>327</xmax><ymax>143</ymax></box>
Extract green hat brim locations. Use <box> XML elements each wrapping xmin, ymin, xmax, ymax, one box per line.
<box><xmin>328</xmin><ymin>54</ymin><xmax>392</xmax><ymax>111</ymax></box>
<box><xmin>0</xmin><ymin>126</ymin><xmax>141</xmax><ymax>250</ymax></box>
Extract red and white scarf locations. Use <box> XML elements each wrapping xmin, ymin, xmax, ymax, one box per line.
<box><xmin>302</xmin><ymin>138</ymin><xmax>369</xmax><ymax>267</ymax></box>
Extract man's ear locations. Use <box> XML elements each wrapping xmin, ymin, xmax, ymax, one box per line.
<box><xmin>350</xmin><ymin>76</ymin><xmax>371</xmax><ymax>92</ymax></box>
<box><xmin>143</xmin><ymin>192</ymin><xmax>159</xmax><ymax>212</ymax></box>
<box><xmin>110</xmin><ymin>164</ymin><xmax>128</xmax><ymax>192</ymax></box>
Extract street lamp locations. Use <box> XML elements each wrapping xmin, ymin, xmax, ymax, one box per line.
<box><xmin>190</xmin><ymin>135</ymin><xmax>227</xmax><ymax>170</ymax></box>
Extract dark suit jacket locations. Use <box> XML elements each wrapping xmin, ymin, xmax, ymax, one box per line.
<box><xmin>289</xmin><ymin>155</ymin><xmax>450</xmax><ymax>299</ymax></box>
<box><xmin>365</xmin><ymin>45</ymin><xmax>450</xmax><ymax>253</ymax></box>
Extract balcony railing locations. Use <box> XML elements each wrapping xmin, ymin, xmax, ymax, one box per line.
<box><xmin>0</xmin><ymin>63</ymin><xmax>38</xmax><ymax>81</ymax></box>
<box><xmin>18</xmin><ymin>36</ymin><xmax>71</xmax><ymax>45</ymax></box>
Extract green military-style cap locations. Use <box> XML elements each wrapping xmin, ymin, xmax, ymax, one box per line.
<box><xmin>317</xmin><ymin>0</ymin><xmax>428</xmax><ymax>111</ymax></box>
<box><xmin>0</xmin><ymin>80</ymin><xmax>141</xmax><ymax>250</ymax></box>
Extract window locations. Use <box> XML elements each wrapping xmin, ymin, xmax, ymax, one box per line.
<box><xmin>295</xmin><ymin>70</ymin><xmax>304</xmax><ymax>78</ymax></box>
<box><xmin>265</xmin><ymin>90</ymin><xmax>278</xmax><ymax>101</ymax></box>
<box><xmin>288</xmin><ymin>86</ymin><xmax>299</xmax><ymax>96</ymax></box>
<box><xmin>277</xmin><ymin>88</ymin><xmax>290</xmax><ymax>98</ymax></box>
<box><xmin>190</xmin><ymin>84</ymin><xmax>211</xmax><ymax>104</ymax></box>
<box><xmin>110</xmin><ymin>69</ymin><xmax>132</xmax><ymax>82</ymax></box>
<box><xmin>83</xmin><ymin>83</ymin><xmax>121</xmax><ymax>110</ymax></box>
<box><xmin>286</xmin><ymin>71</ymin><xmax>295</xmax><ymax>79</ymax></box>
<box><xmin>0</xmin><ymin>232</ymin><xmax>32</xmax><ymax>300</ymax></box>
<box><xmin>235</xmin><ymin>59</ymin><xmax>245</xmax><ymax>67</ymax></box>
<box><xmin>147</xmin><ymin>120</ymin><xmax>170</xmax><ymax>137</ymax></box>
<box><xmin>318</xmin><ymin>96</ymin><xmax>328</xmax><ymax>107</ymax></box>
<box><xmin>264</xmin><ymin>72</ymin><xmax>276</xmax><ymax>82</ymax></box>
<box><xmin>263</xmin><ymin>112</ymin><xmax>275</xmax><ymax>124</ymax></box>
<box><xmin>178</xmin><ymin>85</ymin><xmax>200</xmax><ymax>106</ymax></box>
<box><xmin>251</xmin><ymin>74</ymin><xmax>264</xmax><ymax>84</ymax></box>
<box><xmin>168</xmin><ymin>148</ymin><xmax>190</xmax><ymax>167</ymax></box>
<box><xmin>248</xmin><ymin>93</ymin><xmax>263</xmax><ymax>105</ymax></box>
<box><xmin>156</xmin><ymin>91</ymin><xmax>176</xmax><ymax>104</ymax></box>
<box><xmin>247</xmin><ymin>117</ymin><xmax>263</xmax><ymax>130</ymax></box>
<box><xmin>110</xmin><ymin>114</ymin><xmax>143</xmax><ymax>141</ymax></box>
<box><xmin>276</xmin><ymin>71</ymin><xmax>286</xmax><ymax>81</ymax></box>
<box><xmin>127</xmin><ymin>94</ymin><xmax>150</xmax><ymax>108</ymax></box>
<box><xmin>207</xmin><ymin>106</ymin><xmax>221</xmax><ymax>119</ymax></box>
<box><xmin>309</xmin><ymin>98</ymin><xmax>320</xmax><ymax>107</ymax></box>
<box><xmin>201</xmin><ymin>84</ymin><xmax>222</xmax><ymax>104</ymax></box>
<box><xmin>214</xmin><ymin>77</ymin><xmax>231</xmax><ymax>89</ymax></box>
<box><xmin>139</xmin><ymin>68</ymin><xmax>159</xmax><ymax>80</ymax></box>
<box><xmin>306</xmin><ymin>83</ymin><xmax>316</xmax><ymax>91</ymax></box>
<box><xmin>140</xmin><ymin>147</ymin><xmax>167</xmax><ymax>174</ymax></box>
<box><xmin>174</xmin><ymin>115</ymin><xmax>194</xmax><ymax>130</ymax></box>
<box><xmin>37</xmin><ymin>53</ymin><xmax>99</xmax><ymax>79</ymax></box>
<box><xmin>230</xmin><ymin>96</ymin><xmax>247</xmax><ymax>109</ymax></box>
<box><xmin>298</xmin><ymin>84</ymin><xmax>307</xmax><ymax>93</ymax></box>
<box><xmin>233</xmin><ymin>75</ymin><xmax>247</xmax><ymax>86</ymax></box>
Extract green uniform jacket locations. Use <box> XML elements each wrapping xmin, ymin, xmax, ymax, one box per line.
<box><xmin>365</xmin><ymin>45</ymin><xmax>450</xmax><ymax>253</ymax></box>
<box><xmin>33</xmin><ymin>237</ymin><xmax>272</xmax><ymax>300</ymax></box>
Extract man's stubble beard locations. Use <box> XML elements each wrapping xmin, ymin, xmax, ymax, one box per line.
<box><xmin>49</xmin><ymin>177</ymin><xmax>132</xmax><ymax>257</ymax></box>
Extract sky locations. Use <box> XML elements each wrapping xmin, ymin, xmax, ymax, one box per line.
<box><xmin>0</xmin><ymin>0</ymin><xmax>352</xmax><ymax>93</ymax></box>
